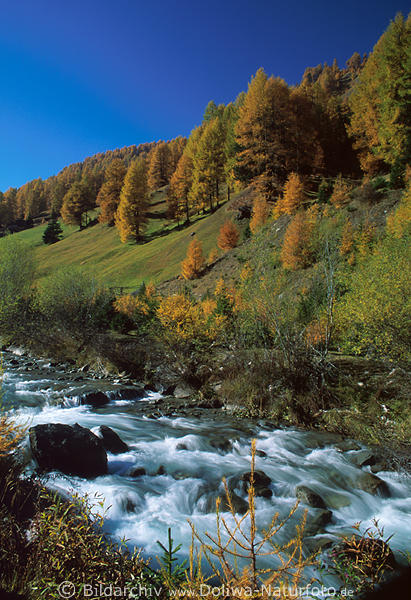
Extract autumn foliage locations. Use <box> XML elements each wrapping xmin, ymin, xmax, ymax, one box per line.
<box><xmin>181</xmin><ymin>239</ymin><xmax>205</xmax><ymax>279</ymax></box>
<box><xmin>330</xmin><ymin>175</ymin><xmax>352</xmax><ymax>208</ymax></box>
<box><xmin>274</xmin><ymin>172</ymin><xmax>306</xmax><ymax>217</ymax></box>
<box><xmin>249</xmin><ymin>197</ymin><xmax>270</xmax><ymax>233</ymax></box>
<box><xmin>217</xmin><ymin>220</ymin><xmax>240</xmax><ymax>250</ymax></box>
<box><xmin>280</xmin><ymin>210</ymin><xmax>314</xmax><ymax>270</ymax></box>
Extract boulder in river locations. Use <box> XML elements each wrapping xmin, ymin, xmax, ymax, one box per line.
<box><xmin>204</xmin><ymin>491</ymin><xmax>248</xmax><ymax>515</ymax></box>
<box><xmin>79</xmin><ymin>391</ymin><xmax>110</xmax><ymax>407</ymax></box>
<box><xmin>296</xmin><ymin>485</ymin><xmax>327</xmax><ymax>509</ymax></box>
<box><xmin>173</xmin><ymin>383</ymin><xmax>197</xmax><ymax>399</ymax></box>
<box><xmin>304</xmin><ymin>509</ymin><xmax>333</xmax><ymax>536</ymax></box>
<box><xmin>355</xmin><ymin>472</ymin><xmax>390</xmax><ymax>497</ymax></box>
<box><xmin>97</xmin><ymin>425</ymin><xmax>129</xmax><ymax>454</ymax></box>
<box><xmin>29</xmin><ymin>423</ymin><xmax>108</xmax><ymax>478</ymax></box>
<box><xmin>241</xmin><ymin>470</ymin><xmax>273</xmax><ymax>498</ymax></box>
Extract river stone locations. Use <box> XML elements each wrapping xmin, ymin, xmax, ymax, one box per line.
<box><xmin>241</xmin><ymin>470</ymin><xmax>273</xmax><ymax>498</ymax></box>
<box><xmin>173</xmin><ymin>383</ymin><xmax>197</xmax><ymax>399</ymax></box>
<box><xmin>204</xmin><ymin>492</ymin><xmax>248</xmax><ymax>515</ymax></box>
<box><xmin>304</xmin><ymin>509</ymin><xmax>333</xmax><ymax>537</ymax></box>
<box><xmin>348</xmin><ymin>450</ymin><xmax>377</xmax><ymax>467</ymax></box>
<box><xmin>304</xmin><ymin>535</ymin><xmax>337</xmax><ymax>554</ymax></box>
<box><xmin>371</xmin><ymin>461</ymin><xmax>389</xmax><ymax>473</ymax></box>
<box><xmin>323</xmin><ymin>492</ymin><xmax>351</xmax><ymax>509</ymax></box>
<box><xmin>29</xmin><ymin>423</ymin><xmax>107</xmax><ymax>478</ymax></box>
<box><xmin>355</xmin><ymin>472</ymin><xmax>390</xmax><ymax>497</ymax></box>
<box><xmin>335</xmin><ymin>440</ymin><xmax>361</xmax><ymax>452</ymax></box>
<box><xmin>97</xmin><ymin>425</ymin><xmax>128</xmax><ymax>454</ymax></box>
<box><xmin>79</xmin><ymin>391</ymin><xmax>110</xmax><ymax>407</ymax></box>
<box><xmin>176</xmin><ymin>442</ymin><xmax>188</xmax><ymax>450</ymax></box>
<box><xmin>296</xmin><ymin>485</ymin><xmax>327</xmax><ymax>509</ymax></box>
<box><xmin>130</xmin><ymin>467</ymin><xmax>146</xmax><ymax>477</ymax></box>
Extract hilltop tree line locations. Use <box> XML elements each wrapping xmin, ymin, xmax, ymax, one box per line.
<box><xmin>0</xmin><ymin>13</ymin><xmax>409</xmax><ymax>244</ymax></box>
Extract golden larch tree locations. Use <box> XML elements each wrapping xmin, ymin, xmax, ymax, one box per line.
<box><xmin>218</xmin><ymin>220</ymin><xmax>240</xmax><ymax>251</ymax></box>
<box><xmin>275</xmin><ymin>172</ymin><xmax>306</xmax><ymax>217</ymax></box>
<box><xmin>97</xmin><ymin>159</ymin><xmax>127</xmax><ymax>225</ymax></box>
<box><xmin>181</xmin><ymin>238</ymin><xmax>205</xmax><ymax>279</ymax></box>
<box><xmin>250</xmin><ymin>197</ymin><xmax>270</xmax><ymax>233</ymax></box>
<box><xmin>115</xmin><ymin>157</ymin><xmax>149</xmax><ymax>243</ymax></box>
<box><xmin>280</xmin><ymin>210</ymin><xmax>314</xmax><ymax>270</ymax></box>
<box><xmin>330</xmin><ymin>175</ymin><xmax>352</xmax><ymax>208</ymax></box>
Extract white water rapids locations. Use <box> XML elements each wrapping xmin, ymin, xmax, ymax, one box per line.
<box><xmin>2</xmin><ymin>353</ymin><xmax>411</xmax><ymax>586</ymax></box>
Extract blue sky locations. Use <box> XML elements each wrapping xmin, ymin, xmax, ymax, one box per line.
<box><xmin>0</xmin><ymin>0</ymin><xmax>408</xmax><ymax>191</ymax></box>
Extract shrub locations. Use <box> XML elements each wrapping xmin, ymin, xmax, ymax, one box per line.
<box><xmin>217</xmin><ymin>220</ymin><xmax>240</xmax><ymax>250</ymax></box>
<box><xmin>181</xmin><ymin>239</ymin><xmax>205</xmax><ymax>279</ymax></box>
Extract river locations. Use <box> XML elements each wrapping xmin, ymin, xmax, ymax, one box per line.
<box><xmin>2</xmin><ymin>349</ymin><xmax>411</xmax><ymax>583</ymax></box>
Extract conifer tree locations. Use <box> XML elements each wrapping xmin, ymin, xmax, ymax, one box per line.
<box><xmin>115</xmin><ymin>157</ymin><xmax>149</xmax><ymax>242</ymax></box>
<box><xmin>181</xmin><ymin>238</ymin><xmax>205</xmax><ymax>279</ymax></box>
<box><xmin>218</xmin><ymin>220</ymin><xmax>240</xmax><ymax>251</ymax></box>
<box><xmin>42</xmin><ymin>219</ymin><xmax>63</xmax><ymax>244</ymax></box>
<box><xmin>340</xmin><ymin>219</ymin><xmax>355</xmax><ymax>255</ymax></box>
<box><xmin>97</xmin><ymin>159</ymin><xmax>127</xmax><ymax>225</ymax></box>
<box><xmin>250</xmin><ymin>197</ymin><xmax>270</xmax><ymax>234</ymax></box>
<box><xmin>348</xmin><ymin>13</ymin><xmax>411</xmax><ymax>173</ymax></box>
<box><xmin>275</xmin><ymin>172</ymin><xmax>306</xmax><ymax>216</ymax></box>
<box><xmin>235</xmin><ymin>68</ymin><xmax>291</xmax><ymax>198</ymax></box>
<box><xmin>147</xmin><ymin>142</ymin><xmax>171</xmax><ymax>190</ymax></box>
<box><xmin>168</xmin><ymin>152</ymin><xmax>194</xmax><ymax>224</ymax></box>
<box><xmin>61</xmin><ymin>179</ymin><xmax>94</xmax><ymax>228</ymax></box>
<box><xmin>330</xmin><ymin>175</ymin><xmax>351</xmax><ymax>208</ymax></box>
<box><xmin>280</xmin><ymin>210</ymin><xmax>314</xmax><ymax>270</ymax></box>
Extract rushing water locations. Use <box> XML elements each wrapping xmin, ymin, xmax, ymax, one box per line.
<box><xmin>3</xmin><ymin>351</ymin><xmax>411</xmax><ymax>581</ymax></box>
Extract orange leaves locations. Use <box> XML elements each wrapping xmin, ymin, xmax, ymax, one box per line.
<box><xmin>250</xmin><ymin>197</ymin><xmax>270</xmax><ymax>234</ymax></box>
<box><xmin>280</xmin><ymin>210</ymin><xmax>314</xmax><ymax>270</ymax></box>
<box><xmin>330</xmin><ymin>175</ymin><xmax>352</xmax><ymax>209</ymax></box>
<box><xmin>217</xmin><ymin>220</ymin><xmax>240</xmax><ymax>251</ymax></box>
<box><xmin>181</xmin><ymin>239</ymin><xmax>206</xmax><ymax>280</ymax></box>
<box><xmin>274</xmin><ymin>172</ymin><xmax>306</xmax><ymax>217</ymax></box>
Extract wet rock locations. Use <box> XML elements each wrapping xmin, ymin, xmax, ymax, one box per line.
<box><xmin>348</xmin><ymin>450</ymin><xmax>377</xmax><ymax>467</ymax></box>
<box><xmin>210</xmin><ymin>439</ymin><xmax>233</xmax><ymax>453</ymax></box>
<box><xmin>355</xmin><ymin>472</ymin><xmax>390</xmax><ymax>497</ymax></box>
<box><xmin>130</xmin><ymin>467</ymin><xmax>146</xmax><ymax>477</ymax></box>
<box><xmin>174</xmin><ymin>383</ymin><xmax>197</xmax><ymax>399</ymax></box>
<box><xmin>370</xmin><ymin>461</ymin><xmax>389</xmax><ymax>473</ymax></box>
<box><xmin>204</xmin><ymin>492</ymin><xmax>248</xmax><ymax>515</ymax></box>
<box><xmin>121</xmin><ymin>496</ymin><xmax>137</xmax><ymax>513</ymax></box>
<box><xmin>304</xmin><ymin>535</ymin><xmax>336</xmax><ymax>553</ymax></box>
<box><xmin>29</xmin><ymin>423</ymin><xmax>107</xmax><ymax>478</ymax></box>
<box><xmin>296</xmin><ymin>485</ymin><xmax>327</xmax><ymax>509</ymax></box>
<box><xmin>176</xmin><ymin>442</ymin><xmax>188</xmax><ymax>450</ymax></box>
<box><xmin>97</xmin><ymin>425</ymin><xmax>129</xmax><ymax>454</ymax></box>
<box><xmin>163</xmin><ymin>384</ymin><xmax>176</xmax><ymax>396</ymax></box>
<box><xmin>323</xmin><ymin>492</ymin><xmax>351</xmax><ymax>509</ymax></box>
<box><xmin>241</xmin><ymin>470</ymin><xmax>273</xmax><ymax>498</ymax></box>
<box><xmin>79</xmin><ymin>391</ymin><xmax>110</xmax><ymax>407</ymax></box>
<box><xmin>198</xmin><ymin>397</ymin><xmax>223</xmax><ymax>409</ymax></box>
<box><xmin>256</xmin><ymin>450</ymin><xmax>267</xmax><ymax>458</ymax></box>
<box><xmin>304</xmin><ymin>509</ymin><xmax>333</xmax><ymax>537</ymax></box>
<box><xmin>335</xmin><ymin>440</ymin><xmax>361</xmax><ymax>452</ymax></box>
<box><xmin>156</xmin><ymin>465</ymin><xmax>166</xmax><ymax>475</ymax></box>
<box><xmin>112</xmin><ymin>387</ymin><xmax>145</xmax><ymax>401</ymax></box>
<box><xmin>173</xmin><ymin>472</ymin><xmax>192</xmax><ymax>480</ymax></box>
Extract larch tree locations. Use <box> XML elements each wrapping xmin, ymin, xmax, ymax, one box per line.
<box><xmin>147</xmin><ymin>142</ymin><xmax>171</xmax><ymax>191</ymax></box>
<box><xmin>218</xmin><ymin>220</ymin><xmax>240</xmax><ymax>251</ymax></box>
<box><xmin>275</xmin><ymin>172</ymin><xmax>306</xmax><ymax>216</ymax></box>
<box><xmin>330</xmin><ymin>175</ymin><xmax>352</xmax><ymax>208</ymax></box>
<box><xmin>280</xmin><ymin>210</ymin><xmax>314</xmax><ymax>270</ymax></box>
<box><xmin>189</xmin><ymin>117</ymin><xmax>225</xmax><ymax>212</ymax></box>
<box><xmin>61</xmin><ymin>179</ymin><xmax>94</xmax><ymax>228</ymax></box>
<box><xmin>167</xmin><ymin>152</ymin><xmax>194</xmax><ymax>224</ymax></box>
<box><xmin>348</xmin><ymin>13</ymin><xmax>411</xmax><ymax>174</ymax></box>
<box><xmin>97</xmin><ymin>159</ymin><xmax>127</xmax><ymax>225</ymax></box>
<box><xmin>250</xmin><ymin>197</ymin><xmax>270</xmax><ymax>234</ymax></box>
<box><xmin>181</xmin><ymin>238</ymin><xmax>205</xmax><ymax>279</ymax></box>
<box><xmin>115</xmin><ymin>157</ymin><xmax>149</xmax><ymax>242</ymax></box>
<box><xmin>235</xmin><ymin>68</ymin><xmax>292</xmax><ymax>199</ymax></box>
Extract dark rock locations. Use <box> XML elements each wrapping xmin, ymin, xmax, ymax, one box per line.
<box><xmin>371</xmin><ymin>461</ymin><xmax>389</xmax><ymax>473</ymax></box>
<box><xmin>121</xmin><ymin>496</ymin><xmax>137</xmax><ymax>513</ymax></box>
<box><xmin>210</xmin><ymin>439</ymin><xmax>233</xmax><ymax>453</ymax></box>
<box><xmin>156</xmin><ymin>465</ymin><xmax>166</xmax><ymax>475</ymax></box>
<box><xmin>296</xmin><ymin>485</ymin><xmax>327</xmax><ymax>509</ymax></box>
<box><xmin>112</xmin><ymin>387</ymin><xmax>145</xmax><ymax>401</ymax></box>
<box><xmin>304</xmin><ymin>535</ymin><xmax>336</xmax><ymax>553</ymax></box>
<box><xmin>204</xmin><ymin>491</ymin><xmax>248</xmax><ymax>515</ymax></box>
<box><xmin>241</xmin><ymin>470</ymin><xmax>273</xmax><ymax>498</ymax></box>
<box><xmin>304</xmin><ymin>509</ymin><xmax>333</xmax><ymax>536</ymax></box>
<box><xmin>163</xmin><ymin>384</ymin><xmax>176</xmax><ymax>396</ymax></box>
<box><xmin>29</xmin><ymin>423</ymin><xmax>107</xmax><ymax>478</ymax></box>
<box><xmin>355</xmin><ymin>473</ymin><xmax>390</xmax><ymax>497</ymax></box>
<box><xmin>79</xmin><ymin>391</ymin><xmax>110</xmax><ymax>407</ymax></box>
<box><xmin>256</xmin><ymin>450</ymin><xmax>267</xmax><ymax>457</ymax></box>
<box><xmin>130</xmin><ymin>467</ymin><xmax>146</xmax><ymax>477</ymax></box>
<box><xmin>335</xmin><ymin>440</ymin><xmax>361</xmax><ymax>452</ymax></box>
<box><xmin>198</xmin><ymin>397</ymin><xmax>223</xmax><ymax>409</ymax></box>
<box><xmin>349</xmin><ymin>450</ymin><xmax>377</xmax><ymax>467</ymax></box>
<box><xmin>173</xmin><ymin>472</ymin><xmax>192</xmax><ymax>480</ymax></box>
<box><xmin>176</xmin><ymin>443</ymin><xmax>188</xmax><ymax>450</ymax></box>
<box><xmin>97</xmin><ymin>425</ymin><xmax>128</xmax><ymax>454</ymax></box>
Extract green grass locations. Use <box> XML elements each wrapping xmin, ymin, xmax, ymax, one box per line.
<box><xmin>1</xmin><ymin>194</ymin><xmax>233</xmax><ymax>289</ymax></box>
